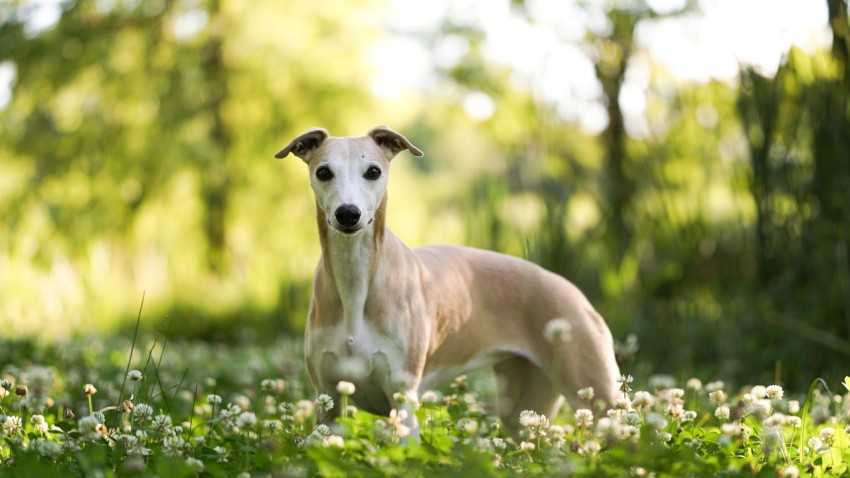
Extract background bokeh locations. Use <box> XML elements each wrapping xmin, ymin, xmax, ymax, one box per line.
<box><xmin>1</xmin><ymin>0</ymin><xmax>848</xmax><ymax>388</ymax></box>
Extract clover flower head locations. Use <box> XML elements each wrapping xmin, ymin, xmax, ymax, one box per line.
<box><xmin>82</xmin><ymin>384</ymin><xmax>97</xmax><ymax>396</ymax></box>
<box><xmin>235</xmin><ymin>411</ymin><xmax>257</xmax><ymax>430</ymax></box>
<box><xmin>714</xmin><ymin>406</ymin><xmax>730</xmax><ymax>420</ymax></box>
<box><xmin>30</xmin><ymin>414</ymin><xmax>49</xmax><ymax>435</ymax></box>
<box><xmin>315</xmin><ymin>394</ymin><xmax>334</xmax><ymax>414</ymax></box>
<box><xmin>336</xmin><ymin>381</ymin><xmax>356</xmax><ymax>396</ymax></box>
<box><xmin>709</xmin><ymin>390</ymin><xmax>727</xmax><ymax>404</ymax></box>
<box><xmin>127</xmin><ymin>370</ymin><xmax>143</xmax><ymax>382</ymax></box>
<box><xmin>133</xmin><ymin>403</ymin><xmax>153</xmax><ymax>422</ymax></box>
<box><xmin>574</xmin><ymin>409</ymin><xmax>594</xmax><ymax>428</ymax></box>
<box><xmin>577</xmin><ymin>387</ymin><xmax>594</xmax><ymax>401</ymax></box>
<box><xmin>3</xmin><ymin>415</ymin><xmax>23</xmax><ymax>435</ymax></box>
<box><xmin>632</xmin><ymin>391</ymin><xmax>655</xmax><ymax>409</ymax></box>
<box><xmin>207</xmin><ymin>394</ymin><xmax>222</xmax><ymax>405</ymax></box>
<box><xmin>543</xmin><ymin>318</ymin><xmax>572</xmax><ymax>343</ymax></box>
<box><xmin>322</xmin><ymin>435</ymin><xmax>345</xmax><ymax>448</ymax></box>
<box><xmin>686</xmin><ymin>378</ymin><xmax>702</xmax><ymax>391</ymax></box>
<box><xmin>765</xmin><ymin>385</ymin><xmax>784</xmax><ymax>400</ymax></box>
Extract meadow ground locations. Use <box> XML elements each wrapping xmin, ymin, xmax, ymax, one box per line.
<box><xmin>0</xmin><ymin>324</ymin><xmax>848</xmax><ymax>477</ymax></box>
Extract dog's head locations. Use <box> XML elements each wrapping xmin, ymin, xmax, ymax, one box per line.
<box><xmin>275</xmin><ymin>126</ymin><xmax>423</xmax><ymax>235</ymax></box>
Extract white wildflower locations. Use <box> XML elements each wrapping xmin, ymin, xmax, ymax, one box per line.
<box><xmin>714</xmin><ymin>406</ymin><xmax>730</xmax><ymax>420</ymax></box>
<box><xmin>578</xmin><ymin>387</ymin><xmax>594</xmax><ymax>401</ymax></box>
<box><xmin>336</xmin><ymin>381</ymin><xmax>356</xmax><ymax>396</ymax></box>
<box><xmin>543</xmin><ymin>318</ymin><xmax>572</xmax><ymax>343</ymax></box>
<box><xmin>765</xmin><ymin>385</ymin><xmax>784</xmax><ymax>400</ymax></box>
<box><xmin>686</xmin><ymin>378</ymin><xmax>702</xmax><ymax>391</ymax></box>
<box><xmin>632</xmin><ymin>391</ymin><xmax>655</xmax><ymax>409</ymax></box>
<box><xmin>127</xmin><ymin>370</ymin><xmax>143</xmax><ymax>382</ymax></box>
<box><xmin>30</xmin><ymin>415</ymin><xmax>49</xmax><ymax>435</ymax></box>
<box><xmin>322</xmin><ymin>435</ymin><xmax>345</xmax><ymax>448</ymax></box>
<box><xmin>519</xmin><ymin>441</ymin><xmax>536</xmax><ymax>451</ymax></box>
<box><xmin>582</xmin><ymin>440</ymin><xmax>601</xmax><ymax>455</ymax></box>
<box><xmin>206</xmin><ymin>394</ymin><xmax>222</xmax><ymax>405</ymax></box>
<box><xmin>133</xmin><ymin>403</ymin><xmax>154</xmax><ymax>422</ymax></box>
<box><xmin>236</xmin><ymin>412</ymin><xmax>257</xmax><ymax>430</ymax></box>
<box><xmin>709</xmin><ymin>390</ymin><xmax>727</xmax><ymax>404</ymax></box>
<box><xmin>3</xmin><ymin>416</ymin><xmax>23</xmax><ymax>435</ymax></box>
<box><xmin>574</xmin><ymin>409</ymin><xmax>594</xmax><ymax>428</ymax></box>
<box><xmin>315</xmin><ymin>394</ymin><xmax>334</xmax><ymax>414</ymax></box>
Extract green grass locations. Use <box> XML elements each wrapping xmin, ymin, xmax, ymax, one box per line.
<box><xmin>0</xmin><ymin>326</ymin><xmax>848</xmax><ymax>477</ymax></box>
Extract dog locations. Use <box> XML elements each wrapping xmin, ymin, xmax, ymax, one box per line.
<box><xmin>275</xmin><ymin>126</ymin><xmax>621</xmax><ymax>438</ymax></box>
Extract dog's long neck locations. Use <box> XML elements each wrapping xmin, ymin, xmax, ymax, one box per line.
<box><xmin>317</xmin><ymin>195</ymin><xmax>389</xmax><ymax>334</ymax></box>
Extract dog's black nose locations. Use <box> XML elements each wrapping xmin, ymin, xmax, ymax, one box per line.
<box><xmin>334</xmin><ymin>204</ymin><xmax>361</xmax><ymax>227</ymax></box>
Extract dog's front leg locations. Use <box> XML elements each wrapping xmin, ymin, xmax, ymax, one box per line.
<box><xmin>373</xmin><ymin>351</ymin><xmax>423</xmax><ymax>444</ymax></box>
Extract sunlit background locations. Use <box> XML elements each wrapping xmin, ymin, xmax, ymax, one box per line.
<box><xmin>1</xmin><ymin>0</ymin><xmax>847</xmax><ymax>387</ymax></box>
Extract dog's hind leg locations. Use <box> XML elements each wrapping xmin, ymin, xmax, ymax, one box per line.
<box><xmin>493</xmin><ymin>355</ymin><xmax>563</xmax><ymax>439</ymax></box>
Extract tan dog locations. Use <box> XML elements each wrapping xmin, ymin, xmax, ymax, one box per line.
<box><xmin>275</xmin><ymin>126</ymin><xmax>621</xmax><ymax>438</ymax></box>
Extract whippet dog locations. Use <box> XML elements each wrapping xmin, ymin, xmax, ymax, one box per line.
<box><xmin>275</xmin><ymin>126</ymin><xmax>621</xmax><ymax>438</ymax></box>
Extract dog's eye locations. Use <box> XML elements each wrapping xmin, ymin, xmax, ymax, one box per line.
<box><xmin>315</xmin><ymin>166</ymin><xmax>334</xmax><ymax>182</ymax></box>
<box><xmin>364</xmin><ymin>166</ymin><xmax>382</xmax><ymax>180</ymax></box>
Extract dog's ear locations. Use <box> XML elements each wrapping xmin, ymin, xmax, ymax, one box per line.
<box><xmin>274</xmin><ymin>128</ymin><xmax>329</xmax><ymax>162</ymax></box>
<box><xmin>367</xmin><ymin>125</ymin><xmax>424</xmax><ymax>159</ymax></box>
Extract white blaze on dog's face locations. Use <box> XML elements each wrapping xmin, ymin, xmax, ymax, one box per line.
<box><xmin>275</xmin><ymin>126</ymin><xmax>423</xmax><ymax>235</ymax></box>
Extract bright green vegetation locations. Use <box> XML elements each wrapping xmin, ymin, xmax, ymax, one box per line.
<box><xmin>0</xmin><ymin>330</ymin><xmax>848</xmax><ymax>477</ymax></box>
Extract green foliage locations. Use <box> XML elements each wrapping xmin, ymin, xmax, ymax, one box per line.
<box><xmin>0</xmin><ymin>333</ymin><xmax>849</xmax><ymax>476</ymax></box>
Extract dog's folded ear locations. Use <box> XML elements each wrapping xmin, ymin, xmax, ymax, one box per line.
<box><xmin>368</xmin><ymin>126</ymin><xmax>424</xmax><ymax>159</ymax></box>
<box><xmin>274</xmin><ymin>128</ymin><xmax>329</xmax><ymax>162</ymax></box>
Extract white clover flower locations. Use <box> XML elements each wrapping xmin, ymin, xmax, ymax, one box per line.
<box><xmin>519</xmin><ymin>441</ymin><xmax>536</xmax><ymax>451</ymax></box>
<box><xmin>207</xmin><ymin>394</ymin><xmax>222</xmax><ymax>405</ymax></box>
<box><xmin>236</xmin><ymin>411</ymin><xmax>257</xmax><ymax>430</ymax></box>
<box><xmin>780</xmin><ymin>465</ymin><xmax>800</xmax><ymax>478</ymax></box>
<box><xmin>765</xmin><ymin>385</ymin><xmax>784</xmax><ymax>400</ymax></box>
<box><xmin>30</xmin><ymin>415</ymin><xmax>49</xmax><ymax>435</ymax></box>
<box><xmin>787</xmin><ymin>416</ymin><xmax>802</xmax><ymax>428</ymax></box>
<box><xmin>764</xmin><ymin>413</ymin><xmax>788</xmax><ymax>427</ymax></box>
<box><xmin>519</xmin><ymin>410</ymin><xmax>543</xmax><ymax>428</ymax></box>
<box><xmin>577</xmin><ymin>387</ymin><xmax>594</xmax><ymax>401</ymax></box>
<box><xmin>686</xmin><ymin>378</ymin><xmax>702</xmax><ymax>391</ymax></box>
<box><xmin>456</xmin><ymin>418</ymin><xmax>479</xmax><ymax>436</ymax></box>
<box><xmin>624</xmin><ymin>411</ymin><xmax>641</xmax><ymax>426</ymax></box>
<box><xmin>77</xmin><ymin>416</ymin><xmax>101</xmax><ymax>441</ymax></box>
<box><xmin>615</xmin><ymin>397</ymin><xmax>631</xmax><ymax>410</ymax></box>
<box><xmin>152</xmin><ymin>414</ymin><xmax>173</xmax><ymax>432</ymax></box>
<box><xmin>788</xmin><ymin>400</ymin><xmax>800</xmax><ymax>414</ymax></box>
<box><xmin>682</xmin><ymin>410</ymin><xmax>698</xmax><ymax>422</ymax></box>
<box><xmin>185</xmin><ymin>457</ymin><xmax>204</xmax><ymax>472</ymax></box>
<box><xmin>820</xmin><ymin>427</ymin><xmax>835</xmax><ymax>444</ymax></box>
<box><xmin>336</xmin><ymin>381</ymin><xmax>356</xmax><ymax>396</ymax></box>
<box><xmin>721</xmin><ymin>422</ymin><xmax>742</xmax><ymax>436</ymax></box>
<box><xmin>0</xmin><ymin>379</ymin><xmax>12</xmax><ymax>390</ymax></box>
<box><xmin>127</xmin><ymin>370</ymin><xmax>143</xmax><ymax>382</ymax></box>
<box><xmin>714</xmin><ymin>406</ymin><xmax>730</xmax><ymax>420</ymax></box>
<box><xmin>742</xmin><ymin>393</ymin><xmax>756</xmax><ymax>406</ymax></box>
<box><xmin>420</xmin><ymin>391</ymin><xmax>440</xmax><ymax>405</ymax></box>
<box><xmin>632</xmin><ymin>391</ymin><xmax>655</xmax><ymax>409</ymax></box>
<box><xmin>807</xmin><ymin>436</ymin><xmax>824</xmax><ymax>453</ymax></box>
<box><xmin>705</xmin><ymin>381</ymin><xmax>725</xmax><ymax>393</ymax></box>
<box><xmin>574</xmin><ymin>409</ymin><xmax>594</xmax><ymax>428</ymax></box>
<box><xmin>751</xmin><ymin>385</ymin><xmax>767</xmax><ymax>399</ymax></box>
<box><xmin>582</xmin><ymin>440</ymin><xmax>601</xmax><ymax>455</ymax></box>
<box><xmin>387</xmin><ymin>409</ymin><xmax>410</xmax><ymax>439</ymax></box>
<box><xmin>709</xmin><ymin>390</ymin><xmax>727</xmax><ymax>404</ymax></box>
<box><xmin>133</xmin><ymin>403</ymin><xmax>153</xmax><ymax>422</ymax></box>
<box><xmin>322</xmin><ymin>435</ymin><xmax>345</xmax><ymax>448</ymax></box>
<box><xmin>35</xmin><ymin>440</ymin><xmax>62</xmax><ymax>459</ymax></box>
<box><xmin>492</xmin><ymin>437</ymin><xmax>507</xmax><ymax>451</ymax></box>
<box><xmin>657</xmin><ymin>431</ymin><xmax>673</xmax><ymax>443</ymax></box>
<box><xmin>315</xmin><ymin>394</ymin><xmax>334</xmax><ymax>414</ymax></box>
<box><xmin>3</xmin><ymin>416</ymin><xmax>23</xmax><ymax>435</ymax></box>
<box><xmin>214</xmin><ymin>446</ymin><xmax>228</xmax><ymax>462</ymax></box>
<box><xmin>543</xmin><ymin>318</ymin><xmax>572</xmax><ymax>343</ymax></box>
<box><xmin>163</xmin><ymin>435</ymin><xmax>186</xmax><ymax>457</ymax></box>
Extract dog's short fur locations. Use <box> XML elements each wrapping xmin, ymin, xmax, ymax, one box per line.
<box><xmin>276</xmin><ymin>126</ymin><xmax>621</xmax><ymax>437</ymax></box>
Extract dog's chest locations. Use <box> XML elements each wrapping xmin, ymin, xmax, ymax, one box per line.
<box><xmin>307</xmin><ymin>320</ymin><xmax>407</xmax><ymax>414</ymax></box>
